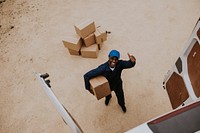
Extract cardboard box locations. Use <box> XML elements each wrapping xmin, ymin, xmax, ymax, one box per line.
<box><xmin>74</xmin><ymin>19</ymin><xmax>96</xmax><ymax>38</ymax></box>
<box><xmin>97</xmin><ymin>42</ymin><xmax>103</xmax><ymax>50</ymax></box>
<box><xmin>94</xmin><ymin>30</ymin><xmax>103</xmax><ymax>44</ymax></box>
<box><xmin>63</xmin><ymin>34</ymin><xmax>83</xmax><ymax>51</ymax></box>
<box><xmin>98</xmin><ymin>27</ymin><xmax>107</xmax><ymax>41</ymax></box>
<box><xmin>94</xmin><ymin>26</ymin><xmax>107</xmax><ymax>44</ymax></box>
<box><xmin>67</xmin><ymin>48</ymin><xmax>80</xmax><ymax>56</ymax></box>
<box><xmin>81</xmin><ymin>44</ymin><xmax>99</xmax><ymax>58</ymax></box>
<box><xmin>83</xmin><ymin>33</ymin><xmax>96</xmax><ymax>47</ymax></box>
<box><xmin>89</xmin><ymin>76</ymin><xmax>111</xmax><ymax>100</ymax></box>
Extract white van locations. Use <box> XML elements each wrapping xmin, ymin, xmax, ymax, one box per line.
<box><xmin>126</xmin><ymin>18</ymin><xmax>200</xmax><ymax>133</ymax></box>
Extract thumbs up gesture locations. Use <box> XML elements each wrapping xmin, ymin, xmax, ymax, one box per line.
<box><xmin>127</xmin><ymin>53</ymin><xmax>136</xmax><ymax>63</ymax></box>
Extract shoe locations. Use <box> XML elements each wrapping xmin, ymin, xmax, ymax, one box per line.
<box><xmin>121</xmin><ymin>105</ymin><xmax>126</xmax><ymax>113</ymax></box>
<box><xmin>105</xmin><ymin>98</ymin><xmax>110</xmax><ymax>106</ymax></box>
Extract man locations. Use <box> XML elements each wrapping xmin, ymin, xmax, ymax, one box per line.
<box><xmin>83</xmin><ymin>50</ymin><xmax>136</xmax><ymax>113</ymax></box>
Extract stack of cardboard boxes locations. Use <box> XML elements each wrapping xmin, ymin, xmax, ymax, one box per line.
<box><xmin>63</xmin><ymin>19</ymin><xmax>111</xmax><ymax>100</ymax></box>
<box><xmin>63</xmin><ymin>19</ymin><xmax>108</xmax><ymax>58</ymax></box>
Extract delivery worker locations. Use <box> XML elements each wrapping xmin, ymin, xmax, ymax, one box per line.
<box><xmin>83</xmin><ymin>50</ymin><xmax>136</xmax><ymax>113</ymax></box>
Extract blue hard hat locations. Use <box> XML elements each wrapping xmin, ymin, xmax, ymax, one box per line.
<box><xmin>109</xmin><ymin>50</ymin><xmax>120</xmax><ymax>59</ymax></box>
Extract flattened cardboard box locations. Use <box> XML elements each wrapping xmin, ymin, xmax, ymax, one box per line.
<box><xmin>81</xmin><ymin>44</ymin><xmax>99</xmax><ymax>58</ymax></box>
<box><xmin>63</xmin><ymin>34</ymin><xmax>82</xmax><ymax>51</ymax></box>
<box><xmin>89</xmin><ymin>76</ymin><xmax>111</xmax><ymax>100</ymax></box>
<box><xmin>74</xmin><ymin>19</ymin><xmax>96</xmax><ymax>38</ymax></box>
<box><xmin>83</xmin><ymin>33</ymin><xmax>96</xmax><ymax>47</ymax></box>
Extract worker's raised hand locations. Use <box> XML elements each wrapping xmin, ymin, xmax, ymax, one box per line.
<box><xmin>127</xmin><ymin>53</ymin><xmax>136</xmax><ymax>63</ymax></box>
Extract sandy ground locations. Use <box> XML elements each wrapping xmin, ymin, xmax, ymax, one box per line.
<box><xmin>0</xmin><ymin>0</ymin><xmax>200</xmax><ymax>133</ymax></box>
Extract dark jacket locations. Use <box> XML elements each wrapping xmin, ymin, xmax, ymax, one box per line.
<box><xmin>84</xmin><ymin>60</ymin><xmax>136</xmax><ymax>91</ymax></box>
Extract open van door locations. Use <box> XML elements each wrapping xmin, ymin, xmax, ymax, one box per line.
<box><xmin>163</xmin><ymin>18</ymin><xmax>200</xmax><ymax>109</ymax></box>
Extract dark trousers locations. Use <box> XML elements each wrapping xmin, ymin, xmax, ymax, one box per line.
<box><xmin>106</xmin><ymin>84</ymin><xmax>125</xmax><ymax>107</ymax></box>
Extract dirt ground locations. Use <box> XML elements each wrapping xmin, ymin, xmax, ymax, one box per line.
<box><xmin>0</xmin><ymin>0</ymin><xmax>200</xmax><ymax>133</ymax></box>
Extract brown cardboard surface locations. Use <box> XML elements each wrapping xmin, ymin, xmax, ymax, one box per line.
<box><xmin>80</xmin><ymin>44</ymin><xmax>99</xmax><ymax>58</ymax></box>
<box><xmin>94</xmin><ymin>27</ymin><xmax>107</xmax><ymax>44</ymax></box>
<box><xmin>74</xmin><ymin>19</ymin><xmax>96</xmax><ymax>38</ymax></box>
<box><xmin>62</xmin><ymin>34</ymin><xmax>82</xmax><ymax>51</ymax></box>
<box><xmin>98</xmin><ymin>43</ymin><xmax>103</xmax><ymax>50</ymax></box>
<box><xmin>83</xmin><ymin>33</ymin><xmax>96</xmax><ymax>47</ymax></box>
<box><xmin>94</xmin><ymin>30</ymin><xmax>102</xmax><ymax>44</ymax></box>
<box><xmin>67</xmin><ymin>48</ymin><xmax>80</xmax><ymax>56</ymax></box>
<box><xmin>89</xmin><ymin>76</ymin><xmax>111</xmax><ymax>100</ymax></box>
<box><xmin>97</xmin><ymin>26</ymin><xmax>107</xmax><ymax>41</ymax></box>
